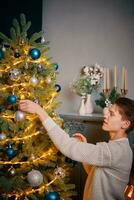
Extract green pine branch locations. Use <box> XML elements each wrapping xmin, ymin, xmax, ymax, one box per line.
<box><xmin>95</xmin><ymin>87</ymin><xmax>121</xmax><ymax>108</ymax></box>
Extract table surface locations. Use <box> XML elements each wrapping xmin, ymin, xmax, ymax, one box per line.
<box><xmin>59</xmin><ymin>112</ymin><xmax>104</xmax><ymax>122</ymax></box>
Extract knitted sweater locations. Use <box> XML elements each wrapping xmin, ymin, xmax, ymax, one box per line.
<box><xmin>43</xmin><ymin>117</ymin><xmax>133</xmax><ymax>200</ymax></box>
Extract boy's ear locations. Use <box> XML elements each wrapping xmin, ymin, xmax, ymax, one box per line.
<box><xmin>122</xmin><ymin>120</ymin><xmax>131</xmax><ymax>129</ymax></box>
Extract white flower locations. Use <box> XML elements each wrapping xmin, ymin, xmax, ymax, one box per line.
<box><xmin>71</xmin><ymin>63</ymin><xmax>103</xmax><ymax>96</ymax></box>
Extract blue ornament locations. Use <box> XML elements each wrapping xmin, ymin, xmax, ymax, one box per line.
<box><xmin>54</xmin><ymin>63</ymin><xmax>59</xmax><ymax>71</ymax></box>
<box><xmin>44</xmin><ymin>191</ymin><xmax>60</xmax><ymax>200</ymax></box>
<box><xmin>6</xmin><ymin>146</ymin><xmax>15</xmax><ymax>158</ymax></box>
<box><xmin>7</xmin><ymin>94</ymin><xmax>17</xmax><ymax>104</ymax></box>
<box><xmin>29</xmin><ymin>48</ymin><xmax>41</xmax><ymax>60</ymax></box>
<box><xmin>0</xmin><ymin>49</ymin><xmax>4</xmax><ymax>60</ymax></box>
<box><xmin>55</xmin><ymin>84</ymin><xmax>61</xmax><ymax>92</ymax></box>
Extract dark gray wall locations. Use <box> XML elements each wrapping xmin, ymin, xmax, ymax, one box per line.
<box><xmin>42</xmin><ymin>0</ymin><xmax>134</xmax><ymax>113</ymax></box>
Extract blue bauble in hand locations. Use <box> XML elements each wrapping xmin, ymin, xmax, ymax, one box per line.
<box><xmin>0</xmin><ymin>49</ymin><xmax>4</xmax><ymax>60</ymax></box>
<box><xmin>44</xmin><ymin>191</ymin><xmax>60</xmax><ymax>200</ymax></box>
<box><xmin>7</xmin><ymin>94</ymin><xmax>17</xmax><ymax>104</ymax></box>
<box><xmin>29</xmin><ymin>48</ymin><xmax>41</xmax><ymax>60</ymax></box>
<box><xmin>6</xmin><ymin>146</ymin><xmax>15</xmax><ymax>158</ymax></box>
<box><xmin>55</xmin><ymin>84</ymin><xmax>61</xmax><ymax>92</ymax></box>
<box><xmin>54</xmin><ymin>63</ymin><xmax>59</xmax><ymax>71</ymax></box>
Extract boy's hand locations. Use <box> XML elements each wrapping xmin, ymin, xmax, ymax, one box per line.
<box><xmin>73</xmin><ymin>133</ymin><xmax>87</xmax><ymax>142</ymax></box>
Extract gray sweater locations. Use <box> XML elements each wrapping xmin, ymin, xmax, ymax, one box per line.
<box><xmin>43</xmin><ymin>117</ymin><xmax>133</xmax><ymax>200</ymax></box>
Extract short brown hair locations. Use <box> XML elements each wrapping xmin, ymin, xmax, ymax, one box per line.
<box><xmin>115</xmin><ymin>97</ymin><xmax>134</xmax><ymax>133</ymax></box>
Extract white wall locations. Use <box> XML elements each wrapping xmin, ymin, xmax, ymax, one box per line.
<box><xmin>42</xmin><ymin>0</ymin><xmax>134</xmax><ymax>113</ymax></box>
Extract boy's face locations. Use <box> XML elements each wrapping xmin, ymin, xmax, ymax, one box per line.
<box><xmin>102</xmin><ymin>104</ymin><xmax>127</xmax><ymax>133</ymax></box>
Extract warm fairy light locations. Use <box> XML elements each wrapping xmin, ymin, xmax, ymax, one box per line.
<box><xmin>0</xmin><ymin>82</ymin><xmax>28</xmax><ymax>91</ymax></box>
<box><xmin>45</xmin><ymin>92</ymin><xmax>58</xmax><ymax>109</ymax></box>
<box><xmin>0</xmin><ymin>131</ymin><xmax>40</xmax><ymax>145</ymax></box>
<box><xmin>3</xmin><ymin>177</ymin><xmax>57</xmax><ymax>198</ymax></box>
<box><xmin>0</xmin><ymin>146</ymin><xmax>55</xmax><ymax>165</ymax></box>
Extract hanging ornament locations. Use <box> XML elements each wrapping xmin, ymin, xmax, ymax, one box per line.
<box><xmin>24</xmin><ymin>62</ymin><xmax>29</xmax><ymax>69</ymax></box>
<box><xmin>30</xmin><ymin>75</ymin><xmax>38</xmax><ymax>86</ymax></box>
<box><xmin>8</xmin><ymin>68</ymin><xmax>21</xmax><ymax>81</ymax></box>
<box><xmin>44</xmin><ymin>191</ymin><xmax>60</xmax><ymax>200</ymax></box>
<box><xmin>55</xmin><ymin>84</ymin><xmax>61</xmax><ymax>92</ymax></box>
<box><xmin>29</xmin><ymin>48</ymin><xmax>41</xmax><ymax>60</ymax></box>
<box><xmin>0</xmin><ymin>48</ymin><xmax>4</xmax><ymax>60</ymax></box>
<box><xmin>41</xmin><ymin>36</ymin><xmax>45</xmax><ymax>43</ymax></box>
<box><xmin>37</xmin><ymin>64</ymin><xmax>44</xmax><ymax>72</ymax></box>
<box><xmin>45</xmin><ymin>76</ymin><xmax>52</xmax><ymax>84</ymax></box>
<box><xmin>54</xmin><ymin>167</ymin><xmax>65</xmax><ymax>179</ymax></box>
<box><xmin>0</xmin><ymin>133</ymin><xmax>6</xmax><ymax>140</ymax></box>
<box><xmin>8</xmin><ymin>166</ymin><xmax>16</xmax><ymax>176</ymax></box>
<box><xmin>14</xmin><ymin>49</ymin><xmax>20</xmax><ymax>58</ymax></box>
<box><xmin>15</xmin><ymin>110</ymin><xmax>25</xmax><ymax>121</ymax></box>
<box><xmin>30</xmin><ymin>154</ymin><xmax>36</xmax><ymax>160</ymax></box>
<box><xmin>6</xmin><ymin>145</ymin><xmax>15</xmax><ymax>158</ymax></box>
<box><xmin>54</xmin><ymin>63</ymin><xmax>59</xmax><ymax>72</ymax></box>
<box><xmin>2</xmin><ymin>45</ymin><xmax>6</xmax><ymax>52</ymax></box>
<box><xmin>7</xmin><ymin>94</ymin><xmax>17</xmax><ymax>104</ymax></box>
<box><xmin>27</xmin><ymin>169</ymin><xmax>43</xmax><ymax>187</ymax></box>
<box><xmin>34</xmin><ymin>98</ymin><xmax>39</xmax><ymax>104</ymax></box>
<box><xmin>19</xmin><ymin>37</ymin><xmax>26</xmax><ymax>45</ymax></box>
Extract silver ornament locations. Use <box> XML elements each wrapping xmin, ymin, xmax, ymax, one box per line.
<box><xmin>24</xmin><ymin>62</ymin><xmax>29</xmax><ymax>69</ymax></box>
<box><xmin>8</xmin><ymin>68</ymin><xmax>21</xmax><ymax>81</ymax></box>
<box><xmin>27</xmin><ymin>169</ymin><xmax>43</xmax><ymax>187</ymax></box>
<box><xmin>34</xmin><ymin>99</ymin><xmax>39</xmax><ymax>104</ymax></box>
<box><xmin>15</xmin><ymin>110</ymin><xmax>25</xmax><ymax>121</ymax></box>
<box><xmin>0</xmin><ymin>133</ymin><xmax>6</xmax><ymax>140</ymax></box>
<box><xmin>8</xmin><ymin>166</ymin><xmax>16</xmax><ymax>176</ymax></box>
<box><xmin>30</xmin><ymin>154</ymin><xmax>36</xmax><ymax>160</ymax></box>
<box><xmin>41</xmin><ymin>37</ymin><xmax>45</xmax><ymax>43</ymax></box>
<box><xmin>2</xmin><ymin>46</ymin><xmax>6</xmax><ymax>52</ymax></box>
<box><xmin>45</xmin><ymin>76</ymin><xmax>51</xmax><ymax>84</ymax></box>
<box><xmin>30</xmin><ymin>75</ymin><xmax>38</xmax><ymax>86</ymax></box>
<box><xmin>54</xmin><ymin>167</ymin><xmax>65</xmax><ymax>179</ymax></box>
<box><xmin>37</xmin><ymin>64</ymin><xmax>44</xmax><ymax>72</ymax></box>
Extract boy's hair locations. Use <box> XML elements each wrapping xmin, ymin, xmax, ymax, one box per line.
<box><xmin>115</xmin><ymin>97</ymin><xmax>134</xmax><ymax>133</ymax></box>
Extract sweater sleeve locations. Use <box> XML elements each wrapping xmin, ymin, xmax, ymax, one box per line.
<box><xmin>42</xmin><ymin>117</ymin><xmax>111</xmax><ymax>167</ymax></box>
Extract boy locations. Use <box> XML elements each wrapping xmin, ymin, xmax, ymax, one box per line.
<box><xmin>19</xmin><ymin>97</ymin><xmax>134</xmax><ymax>200</ymax></box>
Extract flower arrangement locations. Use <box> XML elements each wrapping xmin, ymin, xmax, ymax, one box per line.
<box><xmin>71</xmin><ymin>63</ymin><xmax>103</xmax><ymax>96</ymax></box>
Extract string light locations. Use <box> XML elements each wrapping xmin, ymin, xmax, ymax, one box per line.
<box><xmin>3</xmin><ymin>177</ymin><xmax>57</xmax><ymax>198</ymax></box>
<box><xmin>0</xmin><ymin>146</ymin><xmax>56</xmax><ymax>165</ymax></box>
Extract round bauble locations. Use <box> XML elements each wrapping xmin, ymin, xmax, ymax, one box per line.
<box><xmin>15</xmin><ymin>111</ymin><xmax>25</xmax><ymax>121</ymax></box>
<box><xmin>30</xmin><ymin>75</ymin><xmax>38</xmax><ymax>86</ymax></box>
<box><xmin>0</xmin><ymin>133</ymin><xmax>6</xmax><ymax>140</ymax></box>
<box><xmin>27</xmin><ymin>169</ymin><xmax>43</xmax><ymax>187</ymax></box>
<box><xmin>54</xmin><ymin>63</ymin><xmax>59</xmax><ymax>71</ymax></box>
<box><xmin>44</xmin><ymin>191</ymin><xmax>60</xmax><ymax>200</ymax></box>
<box><xmin>37</xmin><ymin>64</ymin><xmax>44</xmax><ymax>72</ymax></box>
<box><xmin>55</xmin><ymin>84</ymin><xmax>61</xmax><ymax>92</ymax></box>
<box><xmin>6</xmin><ymin>146</ymin><xmax>15</xmax><ymax>158</ymax></box>
<box><xmin>45</xmin><ymin>76</ymin><xmax>51</xmax><ymax>84</ymax></box>
<box><xmin>14</xmin><ymin>52</ymin><xmax>20</xmax><ymax>58</ymax></box>
<box><xmin>29</xmin><ymin>48</ymin><xmax>41</xmax><ymax>60</ymax></box>
<box><xmin>8</xmin><ymin>166</ymin><xmax>16</xmax><ymax>176</ymax></box>
<box><xmin>8</xmin><ymin>68</ymin><xmax>21</xmax><ymax>81</ymax></box>
<box><xmin>54</xmin><ymin>167</ymin><xmax>65</xmax><ymax>179</ymax></box>
<box><xmin>0</xmin><ymin>48</ymin><xmax>4</xmax><ymax>60</ymax></box>
<box><xmin>7</xmin><ymin>94</ymin><xmax>17</xmax><ymax>104</ymax></box>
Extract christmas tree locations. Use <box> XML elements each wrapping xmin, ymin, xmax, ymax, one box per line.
<box><xmin>0</xmin><ymin>14</ymin><xmax>75</xmax><ymax>200</ymax></box>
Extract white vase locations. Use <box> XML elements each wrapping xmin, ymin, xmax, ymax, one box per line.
<box><xmin>85</xmin><ymin>94</ymin><xmax>93</xmax><ymax>114</ymax></box>
<box><xmin>78</xmin><ymin>96</ymin><xmax>86</xmax><ymax>115</ymax></box>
